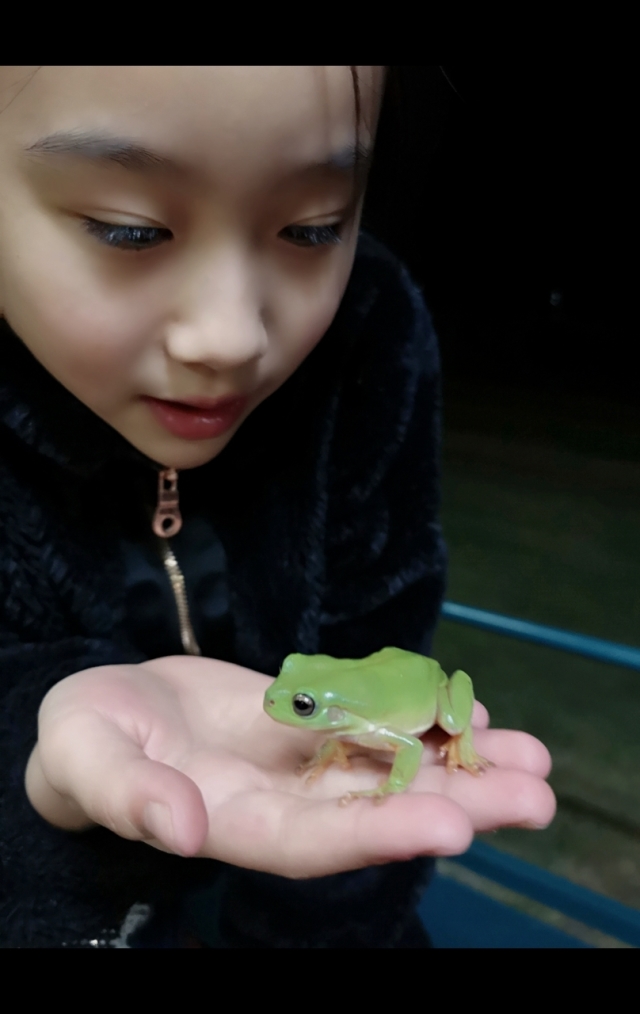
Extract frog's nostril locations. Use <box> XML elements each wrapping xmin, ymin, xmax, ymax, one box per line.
<box><xmin>267</xmin><ymin>699</ymin><xmax>275</xmax><ymax>706</ymax></box>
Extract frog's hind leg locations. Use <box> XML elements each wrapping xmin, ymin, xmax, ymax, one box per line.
<box><xmin>297</xmin><ymin>739</ymin><xmax>356</xmax><ymax>785</ymax></box>
<box><xmin>436</xmin><ymin>670</ymin><xmax>492</xmax><ymax>775</ymax></box>
<box><xmin>440</xmin><ymin>725</ymin><xmax>492</xmax><ymax>775</ymax></box>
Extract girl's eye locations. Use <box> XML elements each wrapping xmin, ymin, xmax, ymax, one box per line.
<box><xmin>82</xmin><ymin>217</ymin><xmax>173</xmax><ymax>251</ymax></box>
<box><xmin>279</xmin><ymin>223</ymin><xmax>342</xmax><ymax>247</ymax></box>
<box><xmin>82</xmin><ymin>217</ymin><xmax>340</xmax><ymax>251</ymax></box>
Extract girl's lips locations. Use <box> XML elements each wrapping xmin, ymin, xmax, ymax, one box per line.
<box><xmin>142</xmin><ymin>395</ymin><xmax>248</xmax><ymax>441</ymax></box>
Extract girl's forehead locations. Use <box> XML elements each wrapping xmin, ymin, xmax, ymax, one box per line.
<box><xmin>1</xmin><ymin>67</ymin><xmax>382</xmax><ymax>178</ymax></box>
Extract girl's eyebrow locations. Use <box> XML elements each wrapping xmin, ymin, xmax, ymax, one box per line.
<box><xmin>24</xmin><ymin>131</ymin><xmax>181</xmax><ymax>172</ymax></box>
<box><xmin>23</xmin><ymin>130</ymin><xmax>373</xmax><ymax>178</ymax></box>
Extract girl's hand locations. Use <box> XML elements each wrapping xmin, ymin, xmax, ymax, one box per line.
<box><xmin>26</xmin><ymin>656</ymin><xmax>555</xmax><ymax>878</ymax></box>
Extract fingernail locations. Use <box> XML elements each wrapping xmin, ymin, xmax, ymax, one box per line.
<box><xmin>143</xmin><ymin>802</ymin><xmax>175</xmax><ymax>848</ymax></box>
<box><xmin>519</xmin><ymin>820</ymin><xmax>548</xmax><ymax>830</ymax></box>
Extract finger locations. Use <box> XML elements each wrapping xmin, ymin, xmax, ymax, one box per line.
<box><xmin>433</xmin><ymin>765</ymin><xmax>557</xmax><ymax>833</ymax></box>
<box><xmin>206</xmin><ymin>790</ymin><xmax>475</xmax><ymax>878</ymax></box>
<box><xmin>42</xmin><ymin>713</ymin><xmax>208</xmax><ymax>857</ymax></box>
<box><xmin>472</xmin><ymin>700</ymin><xmax>490</xmax><ymax>729</ymax></box>
<box><xmin>473</xmin><ymin>729</ymin><xmax>552</xmax><ymax>778</ymax></box>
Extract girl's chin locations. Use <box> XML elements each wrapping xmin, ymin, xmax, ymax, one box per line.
<box><xmin>147</xmin><ymin>440</ymin><xmax>227</xmax><ymax>470</ymax></box>
<box><xmin>119</xmin><ymin>428</ymin><xmax>231</xmax><ymax>471</ymax></box>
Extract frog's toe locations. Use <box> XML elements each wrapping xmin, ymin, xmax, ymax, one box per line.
<box><xmin>299</xmin><ymin>742</ymin><xmax>353</xmax><ymax>783</ymax></box>
<box><xmin>339</xmin><ymin>788</ymin><xmax>380</xmax><ymax>806</ymax></box>
<box><xmin>373</xmin><ymin>792</ymin><xmax>391</xmax><ymax>806</ymax></box>
<box><xmin>302</xmin><ymin>766</ymin><xmax>326</xmax><ymax>785</ymax></box>
<box><xmin>296</xmin><ymin>759</ymin><xmax>324</xmax><ymax>782</ymax></box>
<box><xmin>441</xmin><ymin>732</ymin><xmax>493</xmax><ymax>776</ymax></box>
<box><xmin>462</xmin><ymin>754</ymin><xmax>493</xmax><ymax>776</ymax></box>
<box><xmin>339</xmin><ymin>781</ymin><xmax>403</xmax><ymax>806</ymax></box>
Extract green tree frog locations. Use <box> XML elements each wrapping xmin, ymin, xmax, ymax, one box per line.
<box><xmin>264</xmin><ymin>646</ymin><xmax>491</xmax><ymax>805</ymax></box>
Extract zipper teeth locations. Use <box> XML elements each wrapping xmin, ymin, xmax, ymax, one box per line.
<box><xmin>160</xmin><ymin>541</ymin><xmax>202</xmax><ymax>656</ymax></box>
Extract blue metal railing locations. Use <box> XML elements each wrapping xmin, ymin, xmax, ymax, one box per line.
<box><xmin>455</xmin><ymin>841</ymin><xmax>640</xmax><ymax>947</ymax></box>
<box><xmin>440</xmin><ymin>601</ymin><xmax>640</xmax><ymax>947</ymax></box>
<box><xmin>441</xmin><ymin>601</ymin><xmax>640</xmax><ymax>670</ymax></box>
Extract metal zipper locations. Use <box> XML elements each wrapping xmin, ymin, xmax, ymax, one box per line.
<box><xmin>150</xmin><ymin>466</ymin><xmax>202</xmax><ymax>657</ymax></box>
<box><xmin>159</xmin><ymin>539</ymin><xmax>202</xmax><ymax>656</ymax></box>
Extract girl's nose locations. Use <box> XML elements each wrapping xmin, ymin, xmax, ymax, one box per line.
<box><xmin>164</xmin><ymin>255</ymin><xmax>269</xmax><ymax>371</ymax></box>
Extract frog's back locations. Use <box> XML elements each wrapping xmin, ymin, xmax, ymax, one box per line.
<box><xmin>317</xmin><ymin>647</ymin><xmax>444</xmax><ymax>734</ymax></box>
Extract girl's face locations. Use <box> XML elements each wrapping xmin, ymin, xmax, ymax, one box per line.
<box><xmin>0</xmin><ymin>66</ymin><xmax>383</xmax><ymax>468</ymax></box>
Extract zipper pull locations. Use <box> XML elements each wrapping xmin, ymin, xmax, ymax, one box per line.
<box><xmin>152</xmin><ymin>468</ymin><xmax>182</xmax><ymax>538</ymax></box>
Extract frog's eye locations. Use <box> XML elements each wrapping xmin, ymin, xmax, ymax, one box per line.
<box><xmin>292</xmin><ymin>693</ymin><xmax>316</xmax><ymax>717</ymax></box>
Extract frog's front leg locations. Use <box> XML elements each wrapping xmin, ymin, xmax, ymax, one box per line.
<box><xmin>297</xmin><ymin>738</ymin><xmax>356</xmax><ymax>784</ymax></box>
<box><xmin>339</xmin><ymin>729</ymin><xmax>424</xmax><ymax>806</ymax></box>
<box><xmin>436</xmin><ymin>669</ymin><xmax>492</xmax><ymax>775</ymax></box>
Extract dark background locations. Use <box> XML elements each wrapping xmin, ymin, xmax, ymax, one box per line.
<box><xmin>363</xmin><ymin>64</ymin><xmax>634</xmax><ymax>404</ymax></box>
<box><xmin>360</xmin><ymin>65</ymin><xmax>640</xmax><ymax>920</ymax></box>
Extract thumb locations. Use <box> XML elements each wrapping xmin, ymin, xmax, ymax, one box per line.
<box><xmin>39</xmin><ymin>713</ymin><xmax>208</xmax><ymax>857</ymax></box>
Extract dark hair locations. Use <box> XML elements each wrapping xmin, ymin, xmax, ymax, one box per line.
<box><xmin>349</xmin><ymin>66</ymin><xmax>361</xmax><ymax>137</ymax></box>
<box><xmin>362</xmin><ymin>67</ymin><xmax>457</xmax><ymax>270</ymax></box>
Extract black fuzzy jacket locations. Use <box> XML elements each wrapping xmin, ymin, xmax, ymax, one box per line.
<box><xmin>0</xmin><ymin>233</ymin><xmax>447</xmax><ymax>948</ymax></box>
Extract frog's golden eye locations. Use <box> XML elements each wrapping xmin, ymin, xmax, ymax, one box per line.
<box><xmin>292</xmin><ymin>693</ymin><xmax>316</xmax><ymax>717</ymax></box>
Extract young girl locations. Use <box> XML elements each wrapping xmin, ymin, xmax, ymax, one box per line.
<box><xmin>0</xmin><ymin>66</ymin><xmax>554</xmax><ymax>948</ymax></box>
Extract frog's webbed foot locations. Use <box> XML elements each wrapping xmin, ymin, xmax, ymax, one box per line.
<box><xmin>339</xmin><ymin>787</ymin><xmax>388</xmax><ymax>807</ymax></box>
<box><xmin>297</xmin><ymin>740</ymin><xmax>354</xmax><ymax>785</ymax></box>
<box><xmin>439</xmin><ymin>729</ymin><xmax>493</xmax><ymax>776</ymax></box>
<box><xmin>339</xmin><ymin>777</ymin><xmax>406</xmax><ymax>807</ymax></box>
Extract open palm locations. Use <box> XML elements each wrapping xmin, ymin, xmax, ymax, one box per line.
<box><xmin>33</xmin><ymin>655</ymin><xmax>556</xmax><ymax>878</ymax></box>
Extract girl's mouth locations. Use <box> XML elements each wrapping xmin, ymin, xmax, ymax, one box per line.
<box><xmin>141</xmin><ymin>394</ymin><xmax>248</xmax><ymax>440</ymax></box>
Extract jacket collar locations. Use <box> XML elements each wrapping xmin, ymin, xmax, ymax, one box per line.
<box><xmin>0</xmin><ymin>318</ymin><xmax>160</xmax><ymax>477</ymax></box>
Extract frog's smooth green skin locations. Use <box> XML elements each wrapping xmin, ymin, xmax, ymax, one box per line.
<box><xmin>263</xmin><ymin>647</ymin><xmax>491</xmax><ymax>805</ymax></box>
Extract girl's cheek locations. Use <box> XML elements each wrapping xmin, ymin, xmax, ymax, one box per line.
<box><xmin>2</xmin><ymin>232</ymin><xmax>153</xmax><ymax>399</ymax></box>
<box><xmin>274</xmin><ymin>255</ymin><xmax>354</xmax><ymax>368</ymax></box>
